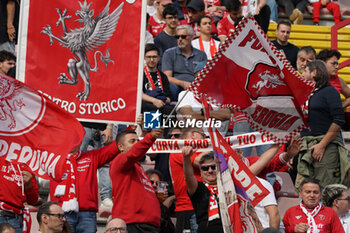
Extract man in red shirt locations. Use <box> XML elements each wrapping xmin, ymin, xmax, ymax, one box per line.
<box><xmin>110</xmin><ymin>129</ymin><xmax>163</xmax><ymax>233</ymax></box>
<box><xmin>217</xmin><ymin>0</ymin><xmax>242</xmax><ymax>42</ymax></box>
<box><xmin>169</xmin><ymin>127</ymin><xmax>206</xmax><ymax>233</ymax></box>
<box><xmin>283</xmin><ymin>178</ymin><xmax>345</xmax><ymax>233</ymax></box>
<box><xmin>148</xmin><ymin>0</ymin><xmax>172</xmax><ymax>37</ymax></box>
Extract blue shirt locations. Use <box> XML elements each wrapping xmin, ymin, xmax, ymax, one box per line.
<box><xmin>162</xmin><ymin>46</ymin><xmax>207</xmax><ymax>83</ymax></box>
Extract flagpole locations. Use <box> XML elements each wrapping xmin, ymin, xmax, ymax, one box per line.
<box><xmin>164</xmin><ymin>89</ymin><xmax>190</xmax><ymax>125</ymax></box>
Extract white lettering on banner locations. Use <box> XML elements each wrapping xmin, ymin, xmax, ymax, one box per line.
<box><xmin>146</xmin><ymin>132</ymin><xmax>273</xmax><ymax>154</ymax></box>
<box><xmin>227</xmin><ymin>156</ymin><xmax>263</xmax><ymax>201</ymax></box>
<box><xmin>39</xmin><ymin>91</ymin><xmax>126</xmax><ymax>115</ymax></box>
<box><xmin>163</xmin><ymin>118</ymin><xmax>222</xmax><ymax>128</ymax></box>
<box><xmin>0</xmin><ymin>140</ymin><xmax>61</xmax><ymax>178</ymax></box>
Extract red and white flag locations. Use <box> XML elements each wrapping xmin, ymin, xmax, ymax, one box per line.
<box><xmin>17</xmin><ymin>0</ymin><xmax>145</xmax><ymax>124</ymax></box>
<box><xmin>189</xmin><ymin>17</ymin><xmax>314</xmax><ymax>143</ymax></box>
<box><xmin>0</xmin><ymin>73</ymin><xmax>85</xmax><ymax>181</ymax></box>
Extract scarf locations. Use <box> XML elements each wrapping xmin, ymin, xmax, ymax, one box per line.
<box><xmin>302</xmin><ymin>87</ymin><xmax>318</xmax><ymax>121</ymax></box>
<box><xmin>204</xmin><ymin>182</ymin><xmax>220</xmax><ymax>221</ymax></box>
<box><xmin>144</xmin><ymin>66</ymin><xmax>164</xmax><ymax>91</ymax></box>
<box><xmin>198</xmin><ymin>36</ymin><xmax>217</xmax><ymax>59</ymax></box>
<box><xmin>300</xmin><ymin>201</ymin><xmax>322</xmax><ymax>233</ymax></box>
<box><xmin>54</xmin><ymin>154</ymin><xmax>79</xmax><ymax>212</ymax></box>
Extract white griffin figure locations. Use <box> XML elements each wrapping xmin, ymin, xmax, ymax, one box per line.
<box><xmin>41</xmin><ymin>0</ymin><xmax>124</xmax><ymax>101</ymax></box>
<box><xmin>252</xmin><ymin>70</ymin><xmax>286</xmax><ymax>94</ymax></box>
<box><xmin>0</xmin><ymin>78</ymin><xmax>25</xmax><ymax>129</ymax></box>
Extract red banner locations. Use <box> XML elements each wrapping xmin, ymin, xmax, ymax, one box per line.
<box><xmin>0</xmin><ymin>73</ymin><xmax>85</xmax><ymax>181</ymax></box>
<box><xmin>17</xmin><ymin>0</ymin><xmax>145</xmax><ymax>124</ymax></box>
<box><xmin>189</xmin><ymin>17</ymin><xmax>314</xmax><ymax>143</ymax></box>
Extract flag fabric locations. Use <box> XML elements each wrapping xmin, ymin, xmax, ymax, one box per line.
<box><xmin>0</xmin><ymin>73</ymin><xmax>85</xmax><ymax>181</ymax></box>
<box><xmin>17</xmin><ymin>0</ymin><xmax>145</xmax><ymax>124</ymax></box>
<box><xmin>203</xmin><ymin>99</ymin><xmax>266</xmax><ymax>233</ymax></box>
<box><xmin>189</xmin><ymin>17</ymin><xmax>314</xmax><ymax>143</ymax></box>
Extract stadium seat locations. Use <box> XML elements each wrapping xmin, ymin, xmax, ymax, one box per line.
<box><xmin>273</xmin><ymin>172</ymin><xmax>298</xmax><ymax>199</ymax></box>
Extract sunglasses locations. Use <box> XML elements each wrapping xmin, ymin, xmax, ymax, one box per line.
<box><xmin>46</xmin><ymin>213</ymin><xmax>66</xmax><ymax>220</ymax></box>
<box><xmin>200</xmin><ymin>164</ymin><xmax>216</xmax><ymax>171</ymax></box>
<box><xmin>175</xmin><ymin>35</ymin><xmax>188</xmax><ymax>39</ymax></box>
<box><xmin>170</xmin><ymin>133</ymin><xmax>181</xmax><ymax>138</ymax></box>
<box><xmin>150</xmin><ymin>180</ymin><xmax>159</xmax><ymax>185</ymax></box>
<box><xmin>337</xmin><ymin>196</ymin><xmax>350</xmax><ymax>201</ymax></box>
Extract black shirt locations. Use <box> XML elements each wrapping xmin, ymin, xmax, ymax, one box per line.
<box><xmin>271</xmin><ymin>40</ymin><xmax>299</xmax><ymax>69</ymax></box>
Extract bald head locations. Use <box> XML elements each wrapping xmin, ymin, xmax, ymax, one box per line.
<box><xmin>106</xmin><ymin>218</ymin><xmax>127</xmax><ymax>233</ymax></box>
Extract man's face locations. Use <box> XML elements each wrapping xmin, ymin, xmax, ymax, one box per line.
<box><xmin>156</xmin><ymin>1</ymin><xmax>172</xmax><ymax>15</ymax></box>
<box><xmin>2</xmin><ymin>228</ymin><xmax>15</xmax><ymax>233</ymax></box>
<box><xmin>199</xmin><ymin>17</ymin><xmax>212</xmax><ymax>35</ymax></box>
<box><xmin>276</xmin><ymin>24</ymin><xmax>291</xmax><ymax>45</ymax></box>
<box><xmin>335</xmin><ymin>191</ymin><xmax>350</xmax><ymax>217</ymax></box>
<box><xmin>200</xmin><ymin>159</ymin><xmax>217</xmax><ymax>184</ymax></box>
<box><xmin>164</xmin><ymin>14</ymin><xmax>178</xmax><ymax>29</ymax></box>
<box><xmin>118</xmin><ymin>133</ymin><xmax>139</xmax><ymax>153</ymax></box>
<box><xmin>176</xmin><ymin>28</ymin><xmax>193</xmax><ymax>49</ymax></box>
<box><xmin>145</xmin><ymin>50</ymin><xmax>160</xmax><ymax>70</ymax></box>
<box><xmin>0</xmin><ymin>59</ymin><xmax>15</xmax><ymax>74</ymax></box>
<box><xmin>297</xmin><ymin>51</ymin><xmax>315</xmax><ymax>73</ymax></box>
<box><xmin>188</xmin><ymin>8</ymin><xmax>202</xmax><ymax>24</ymax></box>
<box><xmin>149</xmin><ymin>173</ymin><xmax>160</xmax><ymax>191</ymax></box>
<box><xmin>46</xmin><ymin>204</ymin><xmax>66</xmax><ymax>233</ymax></box>
<box><xmin>229</xmin><ymin>9</ymin><xmax>242</xmax><ymax>22</ymax></box>
<box><xmin>325</xmin><ymin>56</ymin><xmax>339</xmax><ymax>76</ymax></box>
<box><xmin>299</xmin><ymin>182</ymin><xmax>321</xmax><ymax>209</ymax></box>
<box><xmin>106</xmin><ymin>218</ymin><xmax>128</xmax><ymax>233</ymax></box>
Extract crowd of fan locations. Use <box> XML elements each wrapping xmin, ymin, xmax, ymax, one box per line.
<box><xmin>0</xmin><ymin>0</ymin><xmax>349</xmax><ymax>233</ymax></box>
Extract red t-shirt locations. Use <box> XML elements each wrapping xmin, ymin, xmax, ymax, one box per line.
<box><xmin>169</xmin><ymin>152</ymin><xmax>202</xmax><ymax>212</ymax></box>
<box><xmin>283</xmin><ymin>204</ymin><xmax>345</xmax><ymax>233</ymax></box>
<box><xmin>0</xmin><ymin>159</ymin><xmax>38</xmax><ymax>212</ymax></box>
<box><xmin>330</xmin><ymin>75</ymin><xmax>342</xmax><ymax>94</ymax></box>
<box><xmin>110</xmin><ymin>133</ymin><xmax>161</xmax><ymax>227</ymax></box>
<box><xmin>217</xmin><ymin>15</ymin><xmax>235</xmax><ymax>38</ymax></box>
<box><xmin>50</xmin><ymin>142</ymin><xmax>120</xmax><ymax>211</ymax></box>
<box><xmin>147</xmin><ymin>15</ymin><xmax>166</xmax><ymax>37</ymax></box>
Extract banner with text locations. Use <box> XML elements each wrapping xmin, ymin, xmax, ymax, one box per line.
<box><xmin>17</xmin><ymin>0</ymin><xmax>145</xmax><ymax>124</ymax></box>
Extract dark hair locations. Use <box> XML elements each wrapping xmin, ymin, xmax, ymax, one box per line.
<box><xmin>0</xmin><ymin>223</ymin><xmax>15</xmax><ymax>233</ymax></box>
<box><xmin>37</xmin><ymin>201</ymin><xmax>59</xmax><ymax>225</ymax></box>
<box><xmin>145</xmin><ymin>43</ymin><xmax>160</xmax><ymax>55</ymax></box>
<box><xmin>298</xmin><ymin>46</ymin><xmax>316</xmax><ymax>58</ymax></box>
<box><xmin>0</xmin><ymin>50</ymin><xmax>16</xmax><ymax>63</ymax></box>
<box><xmin>163</xmin><ymin>5</ymin><xmax>178</xmax><ymax>18</ymax></box>
<box><xmin>299</xmin><ymin>178</ymin><xmax>322</xmax><ymax>192</ymax></box>
<box><xmin>306</xmin><ymin>60</ymin><xmax>330</xmax><ymax>88</ymax></box>
<box><xmin>316</xmin><ymin>49</ymin><xmax>341</xmax><ymax>62</ymax></box>
<box><xmin>116</xmin><ymin>130</ymin><xmax>137</xmax><ymax>146</ymax></box>
<box><xmin>198</xmin><ymin>15</ymin><xmax>212</xmax><ymax>25</ymax></box>
<box><xmin>322</xmin><ymin>184</ymin><xmax>348</xmax><ymax>207</ymax></box>
<box><xmin>145</xmin><ymin>168</ymin><xmax>163</xmax><ymax>180</ymax></box>
<box><xmin>277</xmin><ymin>20</ymin><xmax>291</xmax><ymax>29</ymax></box>
<box><xmin>225</xmin><ymin>0</ymin><xmax>241</xmax><ymax>12</ymax></box>
<box><xmin>199</xmin><ymin>152</ymin><xmax>214</xmax><ymax>166</ymax></box>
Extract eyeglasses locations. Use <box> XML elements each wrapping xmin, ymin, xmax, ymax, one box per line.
<box><xmin>175</xmin><ymin>35</ymin><xmax>188</xmax><ymax>39</ymax></box>
<box><xmin>170</xmin><ymin>134</ymin><xmax>181</xmax><ymax>138</ymax></box>
<box><xmin>200</xmin><ymin>164</ymin><xmax>216</xmax><ymax>171</ymax></box>
<box><xmin>145</xmin><ymin>55</ymin><xmax>159</xmax><ymax>60</ymax></box>
<box><xmin>46</xmin><ymin>213</ymin><xmax>66</xmax><ymax>220</ymax></box>
<box><xmin>106</xmin><ymin>227</ymin><xmax>127</xmax><ymax>233</ymax></box>
<box><xmin>165</xmin><ymin>16</ymin><xmax>177</xmax><ymax>20</ymax></box>
<box><xmin>150</xmin><ymin>180</ymin><xmax>159</xmax><ymax>185</ymax></box>
<box><xmin>337</xmin><ymin>196</ymin><xmax>350</xmax><ymax>201</ymax></box>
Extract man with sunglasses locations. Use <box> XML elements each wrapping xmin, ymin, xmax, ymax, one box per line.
<box><xmin>162</xmin><ymin>24</ymin><xmax>207</xmax><ymax>101</ymax></box>
<box><xmin>316</xmin><ymin>49</ymin><xmax>350</xmax><ymax>108</ymax></box>
<box><xmin>37</xmin><ymin>201</ymin><xmax>67</xmax><ymax>233</ymax></box>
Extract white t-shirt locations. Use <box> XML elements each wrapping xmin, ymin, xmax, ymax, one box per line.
<box><xmin>242</xmin><ymin>0</ymin><xmax>258</xmax><ymax>16</ymax></box>
<box><xmin>254</xmin><ymin>178</ymin><xmax>278</xmax><ymax>229</ymax></box>
<box><xmin>191</xmin><ymin>38</ymin><xmax>220</xmax><ymax>60</ymax></box>
<box><xmin>341</xmin><ymin>211</ymin><xmax>350</xmax><ymax>233</ymax></box>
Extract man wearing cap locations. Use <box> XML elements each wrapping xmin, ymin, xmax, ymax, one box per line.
<box><xmin>162</xmin><ymin>24</ymin><xmax>207</xmax><ymax>101</ymax></box>
<box><xmin>148</xmin><ymin>0</ymin><xmax>173</xmax><ymax>37</ymax></box>
<box><xmin>180</xmin><ymin>0</ymin><xmax>217</xmax><ymax>36</ymax></box>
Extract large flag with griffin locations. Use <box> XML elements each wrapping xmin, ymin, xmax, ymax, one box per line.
<box><xmin>189</xmin><ymin>17</ymin><xmax>314</xmax><ymax>143</ymax></box>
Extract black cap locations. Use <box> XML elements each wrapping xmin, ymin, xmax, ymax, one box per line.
<box><xmin>186</xmin><ymin>0</ymin><xmax>205</xmax><ymax>12</ymax></box>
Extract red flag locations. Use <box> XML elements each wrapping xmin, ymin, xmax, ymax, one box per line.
<box><xmin>0</xmin><ymin>73</ymin><xmax>85</xmax><ymax>181</ymax></box>
<box><xmin>203</xmin><ymin>99</ymin><xmax>266</xmax><ymax>233</ymax></box>
<box><xmin>190</xmin><ymin>17</ymin><xmax>314</xmax><ymax>143</ymax></box>
<box><xmin>17</xmin><ymin>0</ymin><xmax>145</xmax><ymax>124</ymax></box>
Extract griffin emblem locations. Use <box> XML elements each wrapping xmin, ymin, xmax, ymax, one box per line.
<box><xmin>252</xmin><ymin>70</ymin><xmax>286</xmax><ymax>94</ymax></box>
<box><xmin>41</xmin><ymin>0</ymin><xmax>124</xmax><ymax>100</ymax></box>
<box><xmin>0</xmin><ymin>77</ymin><xmax>25</xmax><ymax>129</ymax></box>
